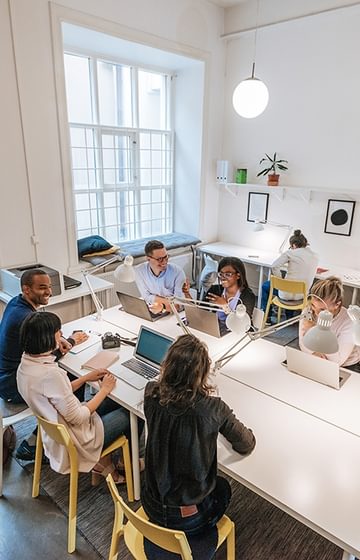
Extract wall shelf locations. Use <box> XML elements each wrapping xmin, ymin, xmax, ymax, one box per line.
<box><xmin>223</xmin><ymin>183</ymin><xmax>360</xmax><ymax>203</ymax></box>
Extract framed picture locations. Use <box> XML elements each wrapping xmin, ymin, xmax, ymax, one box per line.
<box><xmin>247</xmin><ymin>192</ymin><xmax>269</xmax><ymax>223</ymax></box>
<box><xmin>324</xmin><ymin>199</ymin><xmax>355</xmax><ymax>236</ymax></box>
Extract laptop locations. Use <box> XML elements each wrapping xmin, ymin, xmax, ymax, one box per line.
<box><xmin>116</xmin><ymin>325</ymin><xmax>174</xmax><ymax>390</ymax></box>
<box><xmin>117</xmin><ymin>292</ymin><xmax>170</xmax><ymax>322</ymax></box>
<box><xmin>185</xmin><ymin>305</ymin><xmax>228</xmax><ymax>338</ymax></box>
<box><xmin>285</xmin><ymin>346</ymin><xmax>350</xmax><ymax>390</ymax></box>
<box><xmin>64</xmin><ymin>274</ymin><xmax>82</xmax><ymax>289</ymax></box>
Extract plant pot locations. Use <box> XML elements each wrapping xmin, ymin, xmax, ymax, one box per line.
<box><xmin>267</xmin><ymin>174</ymin><xmax>279</xmax><ymax>186</ymax></box>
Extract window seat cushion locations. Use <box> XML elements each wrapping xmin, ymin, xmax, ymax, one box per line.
<box><xmin>80</xmin><ymin>232</ymin><xmax>201</xmax><ymax>267</ymax></box>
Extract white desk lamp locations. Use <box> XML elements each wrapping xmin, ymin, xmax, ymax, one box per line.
<box><xmin>168</xmin><ymin>294</ymin><xmax>339</xmax><ymax>372</ymax></box>
<box><xmin>114</xmin><ymin>255</ymin><xmax>136</xmax><ymax>283</ymax></box>
<box><xmin>253</xmin><ymin>220</ymin><xmax>292</xmax><ymax>253</ymax></box>
<box><xmin>82</xmin><ymin>254</ymin><xmax>122</xmax><ymax>321</ymax></box>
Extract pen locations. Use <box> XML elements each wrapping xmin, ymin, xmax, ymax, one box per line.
<box><xmin>88</xmin><ymin>330</ymin><xmax>101</xmax><ymax>336</ymax></box>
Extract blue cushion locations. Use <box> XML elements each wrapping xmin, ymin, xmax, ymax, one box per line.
<box><xmin>77</xmin><ymin>235</ymin><xmax>113</xmax><ymax>257</ymax></box>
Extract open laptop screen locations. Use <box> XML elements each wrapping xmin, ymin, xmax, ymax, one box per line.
<box><xmin>135</xmin><ymin>326</ymin><xmax>174</xmax><ymax>367</ymax></box>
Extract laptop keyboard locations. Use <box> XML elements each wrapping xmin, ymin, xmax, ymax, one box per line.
<box><xmin>122</xmin><ymin>358</ymin><xmax>159</xmax><ymax>380</ymax></box>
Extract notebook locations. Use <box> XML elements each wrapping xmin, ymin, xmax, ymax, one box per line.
<box><xmin>285</xmin><ymin>346</ymin><xmax>350</xmax><ymax>390</ymax></box>
<box><xmin>185</xmin><ymin>305</ymin><xmax>228</xmax><ymax>338</ymax></box>
<box><xmin>116</xmin><ymin>325</ymin><xmax>174</xmax><ymax>390</ymax></box>
<box><xmin>117</xmin><ymin>292</ymin><xmax>170</xmax><ymax>322</ymax></box>
<box><xmin>81</xmin><ymin>350</ymin><xmax>119</xmax><ymax>370</ymax></box>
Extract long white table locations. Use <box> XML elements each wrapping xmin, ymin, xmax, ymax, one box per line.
<box><xmin>198</xmin><ymin>241</ymin><xmax>360</xmax><ymax>306</ymax></box>
<box><xmin>59</xmin><ymin>306</ymin><xmax>360</xmax><ymax>559</ymax></box>
<box><xmin>219</xmin><ymin>337</ymin><xmax>360</xmax><ymax>438</ymax></box>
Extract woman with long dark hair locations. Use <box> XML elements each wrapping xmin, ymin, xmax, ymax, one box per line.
<box><xmin>141</xmin><ymin>334</ymin><xmax>256</xmax><ymax>537</ymax></box>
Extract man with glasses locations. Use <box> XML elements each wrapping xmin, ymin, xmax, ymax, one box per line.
<box><xmin>135</xmin><ymin>240</ymin><xmax>186</xmax><ymax>313</ymax></box>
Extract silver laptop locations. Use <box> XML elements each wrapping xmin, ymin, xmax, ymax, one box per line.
<box><xmin>116</xmin><ymin>325</ymin><xmax>174</xmax><ymax>390</ymax></box>
<box><xmin>285</xmin><ymin>346</ymin><xmax>350</xmax><ymax>390</ymax></box>
<box><xmin>185</xmin><ymin>305</ymin><xmax>228</xmax><ymax>338</ymax></box>
<box><xmin>117</xmin><ymin>292</ymin><xmax>170</xmax><ymax>322</ymax></box>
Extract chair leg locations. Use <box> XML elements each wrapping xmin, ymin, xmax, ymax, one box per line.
<box><xmin>108</xmin><ymin>502</ymin><xmax>123</xmax><ymax>560</ymax></box>
<box><xmin>32</xmin><ymin>426</ymin><xmax>43</xmax><ymax>498</ymax></box>
<box><xmin>68</xmin><ymin>468</ymin><xmax>78</xmax><ymax>553</ymax></box>
<box><xmin>227</xmin><ymin>522</ymin><xmax>235</xmax><ymax>560</ymax></box>
<box><xmin>121</xmin><ymin>440</ymin><xmax>134</xmax><ymax>502</ymax></box>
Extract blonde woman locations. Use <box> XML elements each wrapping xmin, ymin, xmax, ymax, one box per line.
<box><xmin>299</xmin><ymin>276</ymin><xmax>360</xmax><ymax>368</ymax></box>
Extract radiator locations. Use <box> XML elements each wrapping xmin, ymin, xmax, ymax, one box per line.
<box><xmin>96</xmin><ymin>252</ymin><xmax>194</xmax><ymax>309</ymax></box>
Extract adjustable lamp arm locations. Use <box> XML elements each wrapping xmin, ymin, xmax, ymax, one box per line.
<box><xmin>82</xmin><ymin>254</ymin><xmax>121</xmax><ymax>321</ymax></box>
<box><xmin>167</xmin><ymin>295</ymin><xmax>229</xmax><ymax>336</ymax></box>
<box><xmin>214</xmin><ymin>311</ymin><xmax>305</xmax><ymax>371</ymax></box>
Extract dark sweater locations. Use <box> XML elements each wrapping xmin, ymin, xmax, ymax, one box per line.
<box><xmin>205</xmin><ymin>284</ymin><xmax>256</xmax><ymax>319</ymax></box>
<box><xmin>0</xmin><ymin>295</ymin><xmax>36</xmax><ymax>399</ymax></box>
<box><xmin>142</xmin><ymin>382</ymin><xmax>256</xmax><ymax>506</ymax></box>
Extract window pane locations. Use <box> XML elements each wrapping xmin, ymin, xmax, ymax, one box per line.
<box><xmin>64</xmin><ymin>54</ymin><xmax>93</xmax><ymax>123</ymax></box>
<box><xmin>138</xmin><ymin>70</ymin><xmax>167</xmax><ymax>130</ymax></box>
<box><xmin>98</xmin><ymin>61</ymin><xmax>132</xmax><ymax>127</ymax></box>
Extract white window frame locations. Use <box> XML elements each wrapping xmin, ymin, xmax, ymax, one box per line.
<box><xmin>64</xmin><ymin>50</ymin><xmax>175</xmax><ymax>246</ymax></box>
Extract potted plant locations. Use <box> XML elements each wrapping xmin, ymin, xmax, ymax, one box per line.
<box><xmin>257</xmin><ymin>152</ymin><xmax>288</xmax><ymax>186</ymax></box>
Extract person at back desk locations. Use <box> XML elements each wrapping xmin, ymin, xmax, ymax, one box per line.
<box><xmin>299</xmin><ymin>276</ymin><xmax>360</xmax><ymax>369</ymax></box>
<box><xmin>261</xmin><ymin>229</ymin><xmax>318</xmax><ymax>316</ymax></box>
<box><xmin>142</xmin><ymin>334</ymin><xmax>255</xmax><ymax>543</ymax></box>
<box><xmin>135</xmin><ymin>240</ymin><xmax>187</xmax><ymax>314</ymax></box>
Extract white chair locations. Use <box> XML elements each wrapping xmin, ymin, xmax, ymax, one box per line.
<box><xmin>252</xmin><ymin>307</ymin><xmax>264</xmax><ymax>331</ymax></box>
<box><xmin>0</xmin><ymin>399</ymin><xmax>33</xmax><ymax>496</ymax></box>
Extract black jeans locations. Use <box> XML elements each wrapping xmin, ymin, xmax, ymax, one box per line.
<box><xmin>142</xmin><ymin>476</ymin><xmax>231</xmax><ymax>536</ymax></box>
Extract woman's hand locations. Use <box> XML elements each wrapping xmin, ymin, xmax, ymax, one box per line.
<box><xmin>58</xmin><ymin>337</ymin><xmax>72</xmax><ymax>355</ymax></box>
<box><xmin>85</xmin><ymin>368</ymin><xmax>109</xmax><ymax>383</ymax></box>
<box><xmin>207</xmin><ymin>293</ymin><xmax>226</xmax><ymax>306</ymax></box>
<box><xmin>71</xmin><ymin>331</ymin><xmax>89</xmax><ymax>345</ymax></box>
<box><xmin>312</xmin><ymin>352</ymin><xmax>328</xmax><ymax>360</ymax></box>
<box><xmin>182</xmin><ymin>279</ymin><xmax>191</xmax><ymax>298</ymax></box>
<box><xmin>99</xmin><ymin>373</ymin><xmax>116</xmax><ymax>394</ymax></box>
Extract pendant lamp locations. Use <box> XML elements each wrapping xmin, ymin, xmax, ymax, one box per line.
<box><xmin>232</xmin><ymin>0</ymin><xmax>269</xmax><ymax>119</ymax></box>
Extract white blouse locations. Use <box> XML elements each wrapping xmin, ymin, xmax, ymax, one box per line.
<box><xmin>17</xmin><ymin>354</ymin><xmax>103</xmax><ymax>474</ymax></box>
<box><xmin>299</xmin><ymin>306</ymin><xmax>360</xmax><ymax>367</ymax></box>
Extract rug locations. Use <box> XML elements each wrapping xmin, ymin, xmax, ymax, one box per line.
<box><xmin>14</xmin><ymin>416</ymin><xmax>344</xmax><ymax>560</ymax></box>
<box><xmin>12</xmin><ymin>326</ymin><xmax>344</xmax><ymax>560</ymax></box>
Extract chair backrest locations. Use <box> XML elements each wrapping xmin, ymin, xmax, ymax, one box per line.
<box><xmin>252</xmin><ymin>307</ymin><xmax>264</xmax><ymax>330</ymax></box>
<box><xmin>37</xmin><ymin>416</ymin><xmax>78</xmax><ymax>467</ymax></box>
<box><xmin>106</xmin><ymin>474</ymin><xmax>192</xmax><ymax>559</ymax></box>
<box><xmin>270</xmin><ymin>275</ymin><xmax>307</xmax><ymax>297</ymax></box>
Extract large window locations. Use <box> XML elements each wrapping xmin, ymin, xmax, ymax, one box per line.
<box><xmin>63</xmin><ymin>53</ymin><xmax>174</xmax><ymax>243</ymax></box>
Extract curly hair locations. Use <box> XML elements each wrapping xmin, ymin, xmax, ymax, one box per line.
<box><xmin>218</xmin><ymin>257</ymin><xmax>249</xmax><ymax>290</ymax></box>
<box><xmin>148</xmin><ymin>334</ymin><xmax>214</xmax><ymax>406</ymax></box>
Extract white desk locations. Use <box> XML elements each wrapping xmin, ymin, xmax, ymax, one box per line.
<box><xmin>199</xmin><ymin>241</ymin><xmax>360</xmax><ymax>306</ymax></box>
<box><xmin>198</xmin><ymin>242</ymin><xmax>280</xmax><ymax>307</ymax></box>
<box><xmin>0</xmin><ymin>274</ymin><xmax>113</xmax><ymax>322</ymax></box>
<box><xmin>216</xmin><ymin>374</ymin><xmax>360</xmax><ymax>560</ymax></box>
<box><xmin>102</xmin><ymin>306</ymin><xmax>240</xmax><ymax>362</ymax></box>
<box><xmin>316</xmin><ymin>264</ymin><xmax>360</xmax><ymax>304</ymax></box>
<box><xmin>59</xmin><ymin>307</ymin><xmax>360</xmax><ymax>558</ymax></box>
<box><xmin>219</xmin><ymin>338</ymin><xmax>360</xmax><ymax>438</ymax></box>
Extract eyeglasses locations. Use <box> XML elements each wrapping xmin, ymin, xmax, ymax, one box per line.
<box><xmin>149</xmin><ymin>254</ymin><xmax>169</xmax><ymax>263</ymax></box>
<box><xmin>218</xmin><ymin>272</ymin><xmax>236</xmax><ymax>279</ymax></box>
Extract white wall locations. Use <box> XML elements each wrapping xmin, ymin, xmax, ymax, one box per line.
<box><xmin>0</xmin><ymin>0</ymin><xmax>225</xmax><ymax>272</ymax></box>
<box><xmin>219</xmin><ymin>1</ymin><xmax>360</xmax><ymax>270</ymax></box>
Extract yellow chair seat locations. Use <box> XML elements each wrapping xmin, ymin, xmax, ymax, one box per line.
<box><xmin>263</xmin><ymin>275</ymin><xmax>308</xmax><ymax>327</ymax></box>
<box><xmin>32</xmin><ymin>415</ymin><xmax>133</xmax><ymax>554</ymax></box>
<box><xmin>106</xmin><ymin>474</ymin><xmax>235</xmax><ymax>560</ymax></box>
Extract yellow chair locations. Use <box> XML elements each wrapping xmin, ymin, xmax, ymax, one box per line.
<box><xmin>32</xmin><ymin>416</ymin><xmax>134</xmax><ymax>553</ymax></box>
<box><xmin>263</xmin><ymin>275</ymin><xmax>308</xmax><ymax>327</ymax></box>
<box><xmin>106</xmin><ymin>473</ymin><xmax>235</xmax><ymax>560</ymax></box>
